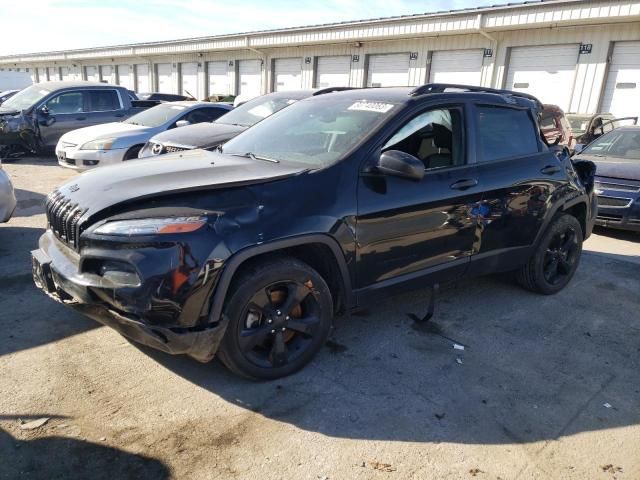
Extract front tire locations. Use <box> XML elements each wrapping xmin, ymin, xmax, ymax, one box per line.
<box><xmin>217</xmin><ymin>257</ymin><xmax>333</xmax><ymax>380</ymax></box>
<box><xmin>518</xmin><ymin>214</ymin><xmax>583</xmax><ymax>295</ymax></box>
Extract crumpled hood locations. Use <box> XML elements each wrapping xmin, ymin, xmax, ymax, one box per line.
<box><xmin>59</xmin><ymin>122</ymin><xmax>150</xmax><ymax>146</ymax></box>
<box><xmin>53</xmin><ymin>149</ymin><xmax>307</xmax><ymax>218</ymax></box>
<box><xmin>577</xmin><ymin>154</ymin><xmax>640</xmax><ymax>181</ymax></box>
<box><xmin>150</xmin><ymin>122</ymin><xmax>246</xmax><ymax>149</ymax></box>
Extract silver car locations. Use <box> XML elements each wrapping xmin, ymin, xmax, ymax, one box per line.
<box><xmin>0</xmin><ymin>160</ymin><xmax>16</xmax><ymax>222</ymax></box>
<box><xmin>56</xmin><ymin>101</ymin><xmax>232</xmax><ymax>170</ymax></box>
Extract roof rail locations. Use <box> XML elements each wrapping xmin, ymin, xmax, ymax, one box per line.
<box><xmin>313</xmin><ymin>86</ymin><xmax>357</xmax><ymax>96</ymax></box>
<box><xmin>409</xmin><ymin>83</ymin><xmax>543</xmax><ymax>109</ymax></box>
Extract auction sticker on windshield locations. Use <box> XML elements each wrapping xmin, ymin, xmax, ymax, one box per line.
<box><xmin>348</xmin><ymin>102</ymin><xmax>394</xmax><ymax>113</ymax></box>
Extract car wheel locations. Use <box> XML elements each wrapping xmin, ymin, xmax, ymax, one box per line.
<box><xmin>217</xmin><ymin>257</ymin><xmax>333</xmax><ymax>380</ymax></box>
<box><xmin>123</xmin><ymin>145</ymin><xmax>143</xmax><ymax>161</ymax></box>
<box><xmin>517</xmin><ymin>214</ymin><xmax>583</xmax><ymax>295</ymax></box>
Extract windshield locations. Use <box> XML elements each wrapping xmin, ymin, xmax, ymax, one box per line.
<box><xmin>217</xmin><ymin>94</ymin><xmax>301</xmax><ymax>127</ymax></box>
<box><xmin>1</xmin><ymin>85</ymin><xmax>51</xmax><ymax>111</ymax></box>
<box><xmin>123</xmin><ymin>103</ymin><xmax>188</xmax><ymax>127</ymax></box>
<box><xmin>583</xmin><ymin>130</ymin><xmax>640</xmax><ymax>160</ymax></box>
<box><xmin>222</xmin><ymin>97</ymin><xmax>398</xmax><ymax>167</ymax></box>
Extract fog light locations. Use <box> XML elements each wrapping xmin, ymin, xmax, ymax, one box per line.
<box><xmin>99</xmin><ymin>261</ymin><xmax>140</xmax><ymax>286</ymax></box>
<box><xmin>83</xmin><ymin>160</ymin><xmax>99</xmax><ymax>166</ymax></box>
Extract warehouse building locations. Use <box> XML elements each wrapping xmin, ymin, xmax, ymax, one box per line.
<box><xmin>1</xmin><ymin>0</ymin><xmax>639</xmax><ymax>116</ymax></box>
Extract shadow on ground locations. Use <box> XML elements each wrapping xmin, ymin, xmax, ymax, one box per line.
<box><xmin>0</xmin><ymin>226</ymin><xmax>98</xmax><ymax>356</ymax></box>
<box><xmin>140</xmin><ymin>250</ymin><xmax>640</xmax><ymax>446</ymax></box>
<box><xmin>12</xmin><ymin>189</ymin><xmax>47</xmax><ymax>218</ymax></box>
<box><xmin>0</xmin><ymin>422</ymin><xmax>169</xmax><ymax>480</ymax></box>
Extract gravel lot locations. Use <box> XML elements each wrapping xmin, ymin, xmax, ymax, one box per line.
<box><xmin>1</xmin><ymin>156</ymin><xmax>639</xmax><ymax>480</ymax></box>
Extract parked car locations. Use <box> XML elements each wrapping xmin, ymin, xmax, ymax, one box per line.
<box><xmin>138</xmin><ymin>89</ymin><xmax>342</xmax><ymax>158</ymax></box>
<box><xmin>0</xmin><ymin>160</ymin><xmax>17</xmax><ymax>223</ymax></box>
<box><xmin>0</xmin><ymin>90</ymin><xmax>19</xmax><ymax>106</ymax></box>
<box><xmin>56</xmin><ymin>101</ymin><xmax>232</xmax><ymax>170</ymax></box>
<box><xmin>573</xmin><ymin>126</ymin><xmax>640</xmax><ymax>232</ymax></box>
<box><xmin>137</xmin><ymin>93</ymin><xmax>191</xmax><ymax>102</ymax></box>
<box><xmin>32</xmin><ymin>84</ymin><xmax>596</xmax><ymax>379</ymax></box>
<box><xmin>0</xmin><ymin>81</ymin><xmax>155</xmax><ymax>159</ymax></box>
<box><xmin>540</xmin><ymin>104</ymin><xmax>576</xmax><ymax>152</ymax></box>
<box><xmin>568</xmin><ymin>113</ymin><xmax>638</xmax><ymax>147</ymax></box>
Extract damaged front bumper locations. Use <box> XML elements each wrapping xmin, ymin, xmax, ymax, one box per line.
<box><xmin>0</xmin><ymin>110</ymin><xmax>40</xmax><ymax>155</ymax></box>
<box><xmin>31</xmin><ymin>230</ymin><xmax>226</xmax><ymax>362</ymax></box>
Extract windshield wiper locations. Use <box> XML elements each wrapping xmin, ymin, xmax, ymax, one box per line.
<box><xmin>228</xmin><ymin>152</ymin><xmax>280</xmax><ymax>163</ymax></box>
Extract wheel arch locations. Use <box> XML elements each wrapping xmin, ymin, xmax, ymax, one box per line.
<box><xmin>208</xmin><ymin>234</ymin><xmax>353</xmax><ymax>326</ymax></box>
<box><xmin>534</xmin><ymin>196</ymin><xmax>590</xmax><ymax>247</ymax></box>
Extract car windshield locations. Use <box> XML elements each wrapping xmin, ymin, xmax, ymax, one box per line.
<box><xmin>0</xmin><ymin>85</ymin><xmax>51</xmax><ymax>111</ymax></box>
<box><xmin>217</xmin><ymin>94</ymin><xmax>302</xmax><ymax>127</ymax></box>
<box><xmin>566</xmin><ymin>115</ymin><xmax>592</xmax><ymax>135</ymax></box>
<box><xmin>582</xmin><ymin>130</ymin><xmax>640</xmax><ymax>160</ymax></box>
<box><xmin>222</xmin><ymin>97</ymin><xmax>398</xmax><ymax>167</ymax></box>
<box><xmin>123</xmin><ymin>103</ymin><xmax>189</xmax><ymax>127</ymax></box>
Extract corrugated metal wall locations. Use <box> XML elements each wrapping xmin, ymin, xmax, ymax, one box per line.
<box><xmin>3</xmin><ymin>17</ymin><xmax>640</xmax><ymax>113</ymax></box>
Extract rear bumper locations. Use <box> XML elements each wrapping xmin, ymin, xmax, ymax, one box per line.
<box><xmin>31</xmin><ymin>231</ymin><xmax>225</xmax><ymax>362</ymax></box>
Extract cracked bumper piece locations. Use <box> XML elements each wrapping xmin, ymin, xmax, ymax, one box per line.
<box><xmin>31</xmin><ymin>245</ymin><xmax>224</xmax><ymax>363</ymax></box>
<box><xmin>73</xmin><ymin>304</ymin><xmax>224</xmax><ymax>362</ymax></box>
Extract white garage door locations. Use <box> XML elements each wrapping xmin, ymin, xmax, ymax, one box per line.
<box><xmin>430</xmin><ymin>49</ymin><xmax>484</xmax><ymax>85</ymax></box>
<box><xmin>85</xmin><ymin>66</ymin><xmax>99</xmax><ymax>82</ymax></box>
<box><xmin>117</xmin><ymin>65</ymin><xmax>133</xmax><ymax>90</ymax></box>
<box><xmin>48</xmin><ymin>67</ymin><xmax>60</xmax><ymax>81</ymax></box>
<box><xmin>136</xmin><ymin>64</ymin><xmax>151</xmax><ymax>92</ymax></box>
<box><xmin>37</xmin><ymin>67</ymin><xmax>47</xmax><ymax>83</ymax></box>
<box><xmin>61</xmin><ymin>66</ymin><xmax>80</xmax><ymax>81</ymax></box>
<box><xmin>367</xmin><ymin>53</ymin><xmax>410</xmax><ymax>87</ymax></box>
<box><xmin>601</xmin><ymin>41</ymin><xmax>640</xmax><ymax>118</ymax></box>
<box><xmin>274</xmin><ymin>58</ymin><xmax>302</xmax><ymax>91</ymax></box>
<box><xmin>101</xmin><ymin>65</ymin><xmax>116</xmax><ymax>84</ymax></box>
<box><xmin>238</xmin><ymin>59</ymin><xmax>261</xmax><ymax>98</ymax></box>
<box><xmin>180</xmin><ymin>62</ymin><xmax>199</xmax><ymax>98</ymax></box>
<box><xmin>316</xmin><ymin>56</ymin><xmax>351</xmax><ymax>88</ymax></box>
<box><xmin>207</xmin><ymin>61</ymin><xmax>230</xmax><ymax>96</ymax></box>
<box><xmin>156</xmin><ymin>63</ymin><xmax>173</xmax><ymax>93</ymax></box>
<box><xmin>506</xmin><ymin>44</ymin><xmax>579</xmax><ymax>111</ymax></box>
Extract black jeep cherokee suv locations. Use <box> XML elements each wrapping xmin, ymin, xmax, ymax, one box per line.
<box><xmin>32</xmin><ymin>84</ymin><xmax>597</xmax><ymax>379</ymax></box>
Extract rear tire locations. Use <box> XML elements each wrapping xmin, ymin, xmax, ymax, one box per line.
<box><xmin>217</xmin><ymin>257</ymin><xmax>333</xmax><ymax>380</ymax></box>
<box><xmin>517</xmin><ymin>214</ymin><xmax>583</xmax><ymax>295</ymax></box>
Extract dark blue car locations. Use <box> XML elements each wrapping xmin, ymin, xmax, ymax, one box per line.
<box><xmin>574</xmin><ymin>126</ymin><xmax>640</xmax><ymax>232</ymax></box>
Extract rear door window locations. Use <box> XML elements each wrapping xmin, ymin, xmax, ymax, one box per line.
<box><xmin>44</xmin><ymin>91</ymin><xmax>87</xmax><ymax>114</ymax></box>
<box><xmin>88</xmin><ymin>90</ymin><xmax>121</xmax><ymax>111</ymax></box>
<box><xmin>476</xmin><ymin>106</ymin><xmax>539</xmax><ymax>162</ymax></box>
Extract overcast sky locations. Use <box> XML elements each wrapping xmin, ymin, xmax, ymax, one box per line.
<box><xmin>0</xmin><ymin>0</ymin><xmax>503</xmax><ymax>56</ymax></box>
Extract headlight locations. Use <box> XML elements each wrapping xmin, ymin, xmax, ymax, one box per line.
<box><xmin>94</xmin><ymin>216</ymin><xmax>207</xmax><ymax>236</ymax></box>
<box><xmin>80</xmin><ymin>138</ymin><xmax>117</xmax><ymax>150</ymax></box>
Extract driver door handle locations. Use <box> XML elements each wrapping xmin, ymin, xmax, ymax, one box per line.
<box><xmin>450</xmin><ymin>178</ymin><xmax>478</xmax><ymax>190</ymax></box>
<box><xmin>541</xmin><ymin>165</ymin><xmax>561</xmax><ymax>175</ymax></box>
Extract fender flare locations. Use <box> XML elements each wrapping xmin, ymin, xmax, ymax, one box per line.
<box><xmin>207</xmin><ymin>233</ymin><xmax>353</xmax><ymax>326</ymax></box>
<box><xmin>533</xmin><ymin>194</ymin><xmax>590</xmax><ymax>247</ymax></box>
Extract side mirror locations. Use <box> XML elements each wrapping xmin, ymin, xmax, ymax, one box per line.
<box><xmin>39</xmin><ymin>106</ymin><xmax>50</xmax><ymax>115</ymax></box>
<box><xmin>376</xmin><ymin>150</ymin><xmax>424</xmax><ymax>182</ymax></box>
<box><xmin>574</xmin><ymin>144</ymin><xmax>585</xmax><ymax>155</ymax></box>
<box><xmin>175</xmin><ymin>120</ymin><xmax>191</xmax><ymax>128</ymax></box>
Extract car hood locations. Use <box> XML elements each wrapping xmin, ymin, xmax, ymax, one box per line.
<box><xmin>54</xmin><ymin>149</ymin><xmax>307</xmax><ymax>217</ymax></box>
<box><xmin>150</xmin><ymin>122</ymin><xmax>247</xmax><ymax>149</ymax></box>
<box><xmin>59</xmin><ymin>122</ymin><xmax>151</xmax><ymax>145</ymax></box>
<box><xmin>576</xmin><ymin>154</ymin><xmax>640</xmax><ymax>181</ymax></box>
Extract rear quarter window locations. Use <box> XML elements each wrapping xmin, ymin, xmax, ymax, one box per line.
<box><xmin>476</xmin><ymin>106</ymin><xmax>539</xmax><ymax>162</ymax></box>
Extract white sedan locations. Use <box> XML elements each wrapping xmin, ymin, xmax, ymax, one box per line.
<box><xmin>56</xmin><ymin>101</ymin><xmax>232</xmax><ymax>171</ymax></box>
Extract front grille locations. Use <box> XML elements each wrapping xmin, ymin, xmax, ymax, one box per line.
<box><xmin>595</xmin><ymin>181</ymin><xmax>640</xmax><ymax>193</ymax></box>
<box><xmin>164</xmin><ymin>145</ymin><xmax>189</xmax><ymax>154</ymax></box>
<box><xmin>45</xmin><ymin>190</ymin><xmax>86</xmax><ymax>249</ymax></box>
<box><xmin>597</xmin><ymin>196</ymin><xmax>632</xmax><ymax>208</ymax></box>
<box><xmin>597</xmin><ymin>213</ymin><xmax>623</xmax><ymax>222</ymax></box>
